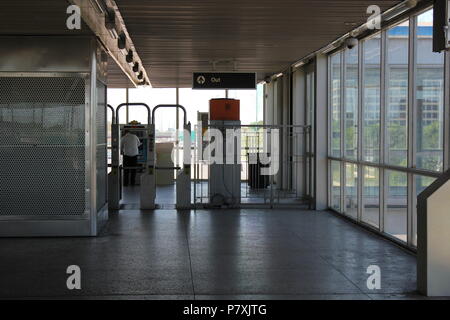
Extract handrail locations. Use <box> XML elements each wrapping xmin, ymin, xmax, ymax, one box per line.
<box><xmin>152</xmin><ymin>104</ymin><xmax>187</xmax><ymax>126</ymax></box>
<box><xmin>327</xmin><ymin>156</ymin><xmax>442</xmax><ymax>179</ymax></box>
<box><xmin>106</xmin><ymin>104</ymin><xmax>115</xmax><ymax>124</ymax></box>
<box><xmin>417</xmin><ymin>169</ymin><xmax>450</xmax><ymax>206</ymax></box>
<box><xmin>115</xmin><ymin>102</ymin><xmax>151</xmax><ymax>124</ymax></box>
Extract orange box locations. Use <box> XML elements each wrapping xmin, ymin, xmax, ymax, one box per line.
<box><xmin>209</xmin><ymin>99</ymin><xmax>240</xmax><ymax>121</ymax></box>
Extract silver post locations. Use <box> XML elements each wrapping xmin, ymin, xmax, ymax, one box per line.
<box><xmin>125</xmin><ymin>86</ymin><xmax>129</xmax><ymax>124</ymax></box>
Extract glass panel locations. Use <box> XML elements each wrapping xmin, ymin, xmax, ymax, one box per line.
<box><xmin>344</xmin><ymin>47</ymin><xmax>358</xmax><ymax>160</ymax></box>
<box><xmin>413</xmin><ymin>175</ymin><xmax>436</xmax><ymax>246</ymax></box>
<box><xmin>330</xmin><ymin>160</ymin><xmax>341</xmax><ymax>211</ymax></box>
<box><xmin>345</xmin><ymin>163</ymin><xmax>358</xmax><ymax>219</ymax></box>
<box><xmin>415</xmin><ymin>9</ymin><xmax>444</xmax><ymax>172</ymax></box>
<box><xmin>129</xmin><ymin>87</ymin><xmax>177</xmax><ymax>139</ymax></box>
<box><xmin>362</xmin><ymin>34</ymin><xmax>381</xmax><ymax>163</ymax></box>
<box><xmin>180</xmin><ymin>89</ymin><xmax>226</xmax><ymax>125</ymax></box>
<box><xmin>107</xmin><ymin>88</ymin><xmax>126</xmax><ymax>108</ymax></box>
<box><xmin>385</xmin><ymin>170</ymin><xmax>407</xmax><ymax>242</ymax></box>
<box><xmin>256</xmin><ymin>83</ymin><xmax>264</xmax><ymax>123</ymax></box>
<box><xmin>228</xmin><ymin>89</ymin><xmax>257</xmax><ymax>125</ymax></box>
<box><xmin>386</xmin><ymin>21</ymin><xmax>409</xmax><ymax>167</ymax></box>
<box><xmin>330</xmin><ymin>53</ymin><xmax>341</xmax><ymax>157</ymax></box>
<box><xmin>362</xmin><ymin>166</ymin><xmax>380</xmax><ymax>228</ymax></box>
<box><xmin>106</xmin><ymin>88</ymin><xmax>127</xmax><ymax>165</ymax></box>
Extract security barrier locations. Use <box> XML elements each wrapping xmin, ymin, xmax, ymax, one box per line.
<box><xmin>192</xmin><ymin>124</ymin><xmax>313</xmax><ymax>208</ymax></box>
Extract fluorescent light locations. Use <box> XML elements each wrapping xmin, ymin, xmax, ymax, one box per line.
<box><xmin>275</xmin><ymin>73</ymin><xmax>283</xmax><ymax>78</ymax></box>
<box><xmin>322</xmin><ymin>44</ymin><xmax>336</xmax><ymax>54</ymax></box>
<box><xmin>317</xmin><ymin>0</ymin><xmax>418</xmax><ymax>57</ymax></box>
<box><xmin>293</xmin><ymin>61</ymin><xmax>305</xmax><ymax>68</ymax></box>
<box><xmin>89</xmin><ymin>0</ymin><xmax>106</xmax><ymax>14</ymax></box>
<box><xmin>107</xmin><ymin>28</ymin><xmax>118</xmax><ymax>39</ymax></box>
<box><xmin>383</xmin><ymin>0</ymin><xmax>418</xmax><ymax>22</ymax></box>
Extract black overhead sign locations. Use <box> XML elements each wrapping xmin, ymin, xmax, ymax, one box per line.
<box><xmin>193</xmin><ymin>72</ymin><xmax>256</xmax><ymax>90</ymax></box>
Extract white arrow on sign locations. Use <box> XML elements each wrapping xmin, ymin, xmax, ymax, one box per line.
<box><xmin>197</xmin><ymin>75</ymin><xmax>206</xmax><ymax>85</ymax></box>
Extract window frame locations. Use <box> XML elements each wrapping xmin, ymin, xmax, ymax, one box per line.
<box><xmin>326</xmin><ymin>5</ymin><xmax>449</xmax><ymax>249</ymax></box>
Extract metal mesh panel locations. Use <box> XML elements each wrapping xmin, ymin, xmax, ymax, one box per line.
<box><xmin>96</xmin><ymin>81</ymin><xmax>107</xmax><ymax>211</ymax></box>
<box><xmin>0</xmin><ymin>76</ymin><xmax>86</xmax><ymax>216</ymax></box>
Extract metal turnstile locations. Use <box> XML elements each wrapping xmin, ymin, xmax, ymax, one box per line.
<box><xmin>108</xmin><ymin>103</ymin><xmax>156</xmax><ymax>210</ymax></box>
<box><xmin>152</xmin><ymin>104</ymin><xmax>192</xmax><ymax>209</ymax></box>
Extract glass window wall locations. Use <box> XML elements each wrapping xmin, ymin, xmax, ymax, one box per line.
<box><xmin>327</xmin><ymin>8</ymin><xmax>446</xmax><ymax>248</ymax></box>
<box><xmin>330</xmin><ymin>53</ymin><xmax>341</xmax><ymax>158</ymax></box>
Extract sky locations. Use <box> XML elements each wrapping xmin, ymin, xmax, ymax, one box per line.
<box><xmin>107</xmin><ymin>85</ymin><xmax>264</xmax><ymax>131</ymax></box>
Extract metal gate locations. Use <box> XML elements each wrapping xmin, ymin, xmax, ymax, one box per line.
<box><xmin>193</xmin><ymin>124</ymin><xmax>313</xmax><ymax>208</ymax></box>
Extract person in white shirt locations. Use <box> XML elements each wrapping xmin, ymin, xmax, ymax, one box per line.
<box><xmin>120</xmin><ymin>130</ymin><xmax>142</xmax><ymax>186</ymax></box>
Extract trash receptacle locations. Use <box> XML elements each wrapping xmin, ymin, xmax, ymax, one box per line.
<box><xmin>248</xmin><ymin>153</ymin><xmax>269</xmax><ymax>189</ymax></box>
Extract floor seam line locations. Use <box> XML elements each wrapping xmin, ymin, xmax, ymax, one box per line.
<box><xmin>183</xmin><ymin>214</ymin><xmax>196</xmax><ymax>300</ymax></box>
<box><xmin>318</xmin><ymin>254</ymin><xmax>371</xmax><ymax>299</ymax></box>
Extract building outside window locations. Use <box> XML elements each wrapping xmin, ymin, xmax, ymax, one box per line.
<box><xmin>327</xmin><ymin>7</ymin><xmax>446</xmax><ymax>248</ymax></box>
<box><xmin>362</xmin><ymin>34</ymin><xmax>381</xmax><ymax>163</ymax></box>
<box><xmin>386</xmin><ymin>21</ymin><xmax>409</xmax><ymax>167</ymax></box>
<box><xmin>330</xmin><ymin>53</ymin><xmax>341</xmax><ymax>158</ymax></box>
<box><xmin>415</xmin><ymin>10</ymin><xmax>444</xmax><ymax>172</ymax></box>
<box><xmin>344</xmin><ymin>46</ymin><xmax>358</xmax><ymax>160</ymax></box>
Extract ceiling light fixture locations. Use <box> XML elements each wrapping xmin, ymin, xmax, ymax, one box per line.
<box><xmin>132</xmin><ymin>62</ymin><xmax>139</xmax><ymax>73</ymax></box>
<box><xmin>293</xmin><ymin>61</ymin><xmax>305</xmax><ymax>69</ymax></box>
<box><xmin>118</xmin><ymin>32</ymin><xmax>127</xmax><ymax>50</ymax></box>
<box><xmin>383</xmin><ymin>0</ymin><xmax>418</xmax><ymax>21</ymax></box>
<box><xmin>126</xmin><ymin>50</ymin><xmax>134</xmax><ymax>63</ymax></box>
<box><xmin>105</xmin><ymin>7</ymin><xmax>119</xmax><ymax>39</ymax></box>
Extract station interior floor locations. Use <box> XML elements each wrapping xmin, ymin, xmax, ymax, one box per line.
<box><xmin>0</xmin><ymin>184</ymin><xmax>436</xmax><ymax>300</ymax></box>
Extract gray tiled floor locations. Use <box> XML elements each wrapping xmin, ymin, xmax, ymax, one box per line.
<box><xmin>0</xmin><ymin>206</ymin><xmax>429</xmax><ymax>300</ymax></box>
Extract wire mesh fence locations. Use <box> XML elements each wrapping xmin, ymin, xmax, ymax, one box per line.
<box><xmin>192</xmin><ymin>124</ymin><xmax>313</xmax><ymax>208</ymax></box>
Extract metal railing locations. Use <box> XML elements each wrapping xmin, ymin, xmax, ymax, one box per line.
<box><xmin>192</xmin><ymin>124</ymin><xmax>313</xmax><ymax>208</ymax></box>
